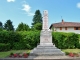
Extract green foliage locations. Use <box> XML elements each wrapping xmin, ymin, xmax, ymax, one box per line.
<box><xmin>4</xmin><ymin>20</ymin><xmax>14</xmax><ymax>31</ymax></box>
<box><xmin>32</xmin><ymin>10</ymin><xmax>42</xmax><ymax>26</ymax></box>
<box><xmin>0</xmin><ymin>21</ymin><xmax>2</xmax><ymax>26</ymax></box>
<box><xmin>52</xmin><ymin>32</ymin><xmax>79</xmax><ymax>49</ymax></box>
<box><xmin>0</xmin><ymin>31</ymin><xmax>40</xmax><ymax>50</ymax></box>
<box><xmin>16</xmin><ymin>22</ymin><xmax>30</xmax><ymax>31</ymax></box>
<box><xmin>0</xmin><ymin>43</ymin><xmax>10</xmax><ymax>51</ymax></box>
<box><xmin>65</xmin><ymin>52</ymin><xmax>69</xmax><ymax>55</ymax></box>
<box><xmin>0</xmin><ymin>31</ymin><xmax>22</xmax><ymax>50</ymax></box>
<box><xmin>0</xmin><ymin>28</ymin><xmax>3</xmax><ymax>31</ymax></box>
<box><xmin>0</xmin><ymin>21</ymin><xmax>3</xmax><ymax>28</ymax></box>
<box><xmin>0</xmin><ymin>31</ymin><xmax>79</xmax><ymax>50</ymax></box>
<box><xmin>18</xmin><ymin>31</ymin><xmax>40</xmax><ymax>49</ymax></box>
<box><xmin>33</xmin><ymin>23</ymin><xmax>42</xmax><ymax>30</ymax></box>
<box><xmin>13</xmin><ymin>42</ymin><xmax>26</xmax><ymax>50</ymax></box>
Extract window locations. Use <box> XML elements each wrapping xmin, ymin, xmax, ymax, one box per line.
<box><xmin>78</xmin><ymin>27</ymin><xmax>80</xmax><ymax>30</ymax></box>
<box><xmin>60</xmin><ymin>27</ymin><xmax>62</xmax><ymax>30</ymax></box>
<box><xmin>65</xmin><ymin>27</ymin><xmax>67</xmax><ymax>30</ymax></box>
<box><xmin>74</xmin><ymin>27</ymin><xmax>80</xmax><ymax>30</ymax></box>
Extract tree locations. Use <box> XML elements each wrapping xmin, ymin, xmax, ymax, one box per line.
<box><xmin>0</xmin><ymin>21</ymin><xmax>3</xmax><ymax>28</ymax></box>
<box><xmin>34</xmin><ymin>23</ymin><xmax>42</xmax><ymax>30</ymax></box>
<box><xmin>0</xmin><ymin>21</ymin><xmax>3</xmax><ymax>31</ymax></box>
<box><xmin>16</xmin><ymin>22</ymin><xmax>29</xmax><ymax>31</ymax></box>
<box><xmin>4</xmin><ymin>19</ymin><xmax>14</xmax><ymax>31</ymax></box>
<box><xmin>32</xmin><ymin>10</ymin><xmax>42</xmax><ymax>26</ymax></box>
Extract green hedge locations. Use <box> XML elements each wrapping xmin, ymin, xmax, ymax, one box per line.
<box><xmin>16</xmin><ymin>31</ymin><xmax>40</xmax><ymax>50</ymax></box>
<box><xmin>52</xmin><ymin>32</ymin><xmax>79</xmax><ymax>49</ymax></box>
<box><xmin>0</xmin><ymin>31</ymin><xmax>80</xmax><ymax>51</ymax></box>
<box><xmin>0</xmin><ymin>43</ymin><xmax>10</xmax><ymax>51</ymax></box>
<box><xmin>0</xmin><ymin>31</ymin><xmax>22</xmax><ymax>50</ymax></box>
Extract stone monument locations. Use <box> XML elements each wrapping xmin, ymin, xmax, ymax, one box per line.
<box><xmin>40</xmin><ymin>10</ymin><xmax>53</xmax><ymax>46</ymax></box>
<box><xmin>29</xmin><ymin>10</ymin><xmax>65</xmax><ymax>56</ymax></box>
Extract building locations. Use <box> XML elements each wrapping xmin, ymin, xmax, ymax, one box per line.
<box><xmin>50</xmin><ymin>19</ymin><xmax>80</xmax><ymax>34</ymax></box>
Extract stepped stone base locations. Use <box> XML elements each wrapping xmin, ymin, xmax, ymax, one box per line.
<box><xmin>29</xmin><ymin>45</ymin><xmax>65</xmax><ymax>56</ymax></box>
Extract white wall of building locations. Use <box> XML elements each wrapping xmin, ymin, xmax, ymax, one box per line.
<box><xmin>54</xmin><ymin>27</ymin><xmax>80</xmax><ymax>34</ymax></box>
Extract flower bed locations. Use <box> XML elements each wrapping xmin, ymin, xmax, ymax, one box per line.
<box><xmin>9</xmin><ymin>52</ymin><xmax>29</xmax><ymax>58</ymax></box>
<box><xmin>65</xmin><ymin>52</ymin><xmax>80</xmax><ymax>57</ymax></box>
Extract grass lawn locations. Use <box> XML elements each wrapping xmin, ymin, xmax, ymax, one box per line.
<box><xmin>0</xmin><ymin>50</ymin><xmax>31</xmax><ymax>58</ymax></box>
<box><xmin>62</xmin><ymin>49</ymin><xmax>80</xmax><ymax>53</ymax></box>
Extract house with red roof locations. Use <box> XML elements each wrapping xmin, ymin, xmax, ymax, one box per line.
<box><xmin>50</xmin><ymin>19</ymin><xmax>80</xmax><ymax>34</ymax></box>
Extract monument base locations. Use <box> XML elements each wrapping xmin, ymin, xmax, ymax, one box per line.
<box><xmin>40</xmin><ymin>43</ymin><xmax>53</xmax><ymax>46</ymax></box>
<box><xmin>29</xmin><ymin>44</ymin><xmax>65</xmax><ymax>56</ymax></box>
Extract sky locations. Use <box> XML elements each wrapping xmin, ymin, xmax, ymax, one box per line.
<box><xmin>0</xmin><ymin>0</ymin><xmax>80</xmax><ymax>29</ymax></box>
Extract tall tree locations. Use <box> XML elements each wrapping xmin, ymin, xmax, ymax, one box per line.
<box><xmin>0</xmin><ymin>21</ymin><xmax>3</xmax><ymax>31</ymax></box>
<box><xmin>16</xmin><ymin>22</ymin><xmax>29</xmax><ymax>31</ymax></box>
<box><xmin>0</xmin><ymin>21</ymin><xmax>3</xmax><ymax>28</ymax></box>
<box><xmin>4</xmin><ymin>19</ymin><xmax>14</xmax><ymax>31</ymax></box>
<box><xmin>32</xmin><ymin>10</ymin><xmax>42</xmax><ymax>26</ymax></box>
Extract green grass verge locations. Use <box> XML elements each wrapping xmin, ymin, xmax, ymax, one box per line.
<box><xmin>0</xmin><ymin>50</ymin><xmax>31</xmax><ymax>58</ymax></box>
<box><xmin>62</xmin><ymin>49</ymin><xmax>80</xmax><ymax>53</ymax></box>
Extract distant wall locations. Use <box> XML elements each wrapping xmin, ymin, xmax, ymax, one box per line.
<box><xmin>53</xmin><ymin>27</ymin><xmax>80</xmax><ymax>34</ymax></box>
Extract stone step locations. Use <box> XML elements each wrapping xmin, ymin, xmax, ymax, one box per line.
<box><xmin>30</xmin><ymin>53</ymin><xmax>65</xmax><ymax>56</ymax></box>
<box><xmin>33</xmin><ymin>49</ymin><xmax>62</xmax><ymax>52</ymax></box>
<box><xmin>37</xmin><ymin>45</ymin><xmax>57</xmax><ymax>49</ymax></box>
<box><xmin>36</xmin><ymin>47</ymin><xmax>57</xmax><ymax>49</ymax></box>
<box><xmin>29</xmin><ymin>45</ymin><xmax>65</xmax><ymax>56</ymax></box>
<box><xmin>37</xmin><ymin>47</ymin><xmax>57</xmax><ymax>49</ymax></box>
<box><xmin>32</xmin><ymin>50</ymin><xmax>63</xmax><ymax>53</ymax></box>
<box><xmin>37</xmin><ymin>45</ymin><xmax>55</xmax><ymax>47</ymax></box>
<box><xmin>32</xmin><ymin>51</ymin><xmax>63</xmax><ymax>54</ymax></box>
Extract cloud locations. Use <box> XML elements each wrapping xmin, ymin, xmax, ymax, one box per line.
<box><xmin>77</xmin><ymin>2</ymin><xmax>80</xmax><ymax>9</ymax></box>
<box><xmin>22</xmin><ymin>4</ymin><xmax>34</xmax><ymax>16</ymax></box>
<box><xmin>7</xmin><ymin>0</ymin><xmax>15</xmax><ymax>2</ymax></box>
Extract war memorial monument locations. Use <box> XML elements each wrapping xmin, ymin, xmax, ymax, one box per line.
<box><xmin>29</xmin><ymin>10</ymin><xmax>65</xmax><ymax>56</ymax></box>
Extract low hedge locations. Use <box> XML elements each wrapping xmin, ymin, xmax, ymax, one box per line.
<box><xmin>52</xmin><ymin>32</ymin><xmax>79</xmax><ymax>49</ymax></box>
<box><xmin>17</xmin><ymin>31</ymin><xmax>40</xmax><ymax>50</ymax></box>
<box><xmin>0</xmin><ymin>31</ymin><xmax>80</xmax><ymax>51</ymax></box>
<box><xmin>0</xmin><ymin>43</ymin><xmax>10</xmax><ymax>51</ymax></box>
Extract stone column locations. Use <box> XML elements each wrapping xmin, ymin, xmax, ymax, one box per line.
<box><xmin>42</xmin><ymin>10</ymin><xmax>49</xmax><ymax>30</ymax></box>
<box><xmin>40</xmin><ymin>10</ymin><xmax>53</xmax><ymax>46</ymax></box>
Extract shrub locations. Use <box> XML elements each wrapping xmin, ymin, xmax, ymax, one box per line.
<box><xmin>13</xmin><ymin>42</ymin><xmax>26</xmax><ymax>50</ymax></box>
<box><xmin>0</xmin><ymin>31</ymin><xmax>79</xmax><ymax>50</ymax></box>
<box><xmin>0</xmin><ymin>43</ymin><xmax>10</xmax><ymax>51</ymax></box>
<box><xmin>0</xmin><ymin>31</ymin><xmax>22</xmax><ymax>49</ymax></box>
<box><xmin>0</xmin><ymin>31</ymin><xmax>40</xmax><ymax>50</ymax></box>
<box><xmin>52</xmin><ymin>32</ymin><xmax>79</xmax><ymax>49</ymax></box>
<box><xmin>18</xmin><ymin>31</ymin><xmax>40</xmax><ymax>49</ymax></box>
<box><xmin>65</xmin><ymin>52</ymin><xmax>69</xmax><ymax>55</ymax></box>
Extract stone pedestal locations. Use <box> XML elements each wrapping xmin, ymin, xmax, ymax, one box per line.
<box><xmin>40</xmin><ymin>29</ymin><xmax>53</xmax><ymax>46</ymax></box>
<box><xmin>29</xmin><ymin>29</ymin><xmax>65</xmax><ymax>56</ymax></box>
<box><xmin>29</xmin><ymin>45</ymin><xmax>65</xmax><ymax>56</ymax></box>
